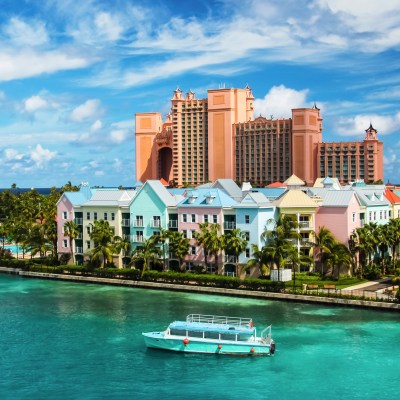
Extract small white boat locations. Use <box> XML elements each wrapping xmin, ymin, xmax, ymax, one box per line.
<box><xmin>142</xmin><ymin>314</ymin><xmax>275</xmax><ymax>356</ymax></box>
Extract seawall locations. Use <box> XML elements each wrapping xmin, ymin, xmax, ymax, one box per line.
<box><xmin>1</xmin><ymin>267</ymin><xmax>399</xmax><ymax>311</ymax></box>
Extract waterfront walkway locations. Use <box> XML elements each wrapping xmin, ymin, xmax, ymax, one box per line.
<box><xmin>0</xmin><ymin>267</ymin><xmax>398</xmax><ymax>311</ymax></box>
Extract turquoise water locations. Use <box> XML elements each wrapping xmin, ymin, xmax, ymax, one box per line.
<box><xmin>3</xmin><ymin>245</ymin><xmax>22</xmax><ymax>253</ymax></box>
<box><xmin>0</xmin><ymin>274</ymin><xmax>399</xmax><ymax>400</ymax></box>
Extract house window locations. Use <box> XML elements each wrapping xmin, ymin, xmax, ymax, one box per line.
<box><xmin>104</xmin><ymin>212</ymin><xmax>108</xmax><ymax>220</ymax></box>
<box><xmin>213</xmin><ymin>215</ymin><xmax>217</xmax><ymax>223</ymax></box>
<box><xmin>153</xmin><ymin>216</ymin><xmax>161</xmax><ymax>227</ymax></box>
<box><xmin>245</xmin><ymin>248</ymin><xmax>250</xmax><ymax>258</ymax></box>
<box><xmin>86</xmin><ymin>240</ymin><xmax>91</xmax><ymax>250</ymax></box>
<box><xmin>373</xmin><ymin>212</ymin><xmax>376</xmax><ymax>220</ymax></box>
<box><xmin>86</xmin><ymin>212</ymin><xmax>90</xmax><ymax>220</ymax></box>
<box><xmin>352</xmin><ymin>213</ymin><xmax>356</xmax><ymax>223</ymax></box>
<box><xmin>182</xmin><ymin>214</ymin><xmax>187</xmax><ymax>222</ymax></box>
<box><xmin>369</xmin><ymin>212</ymin><xmax>372</xmax><ymax>220</ymax></box>
<box><xmin>62</xmin><ymin>211</ymin><xmax>67</xmax><ymax>220</ymax></box>
<box><xmin>111</xmin><ymin>213</ymin><xmax>115</xmax><ymax>221</ymax></box>
<box><xmin>244</xmin><ymin>231</ymin><xmax>250</xmax><ymax>241</ymax></box>
<box><xmin>63</xmin><ymin>239</ymin><xmax>68</xmax><ymax>248</ymax></box>
<box><xmin>191</xmin><ymin>246</ymin><xmax>196</xmax><ymax>255</ymax></box>
<box><xmin>86</xmin><ymin>226</ymin><xmax>90</xmax><ymax>234</ymax></box>
<box><xmin>204</xmin><ymin>215</ymin><xmax>209</xmax><ymax>223</ymax></box>
<box><xmin>245</xmin><ymin>215</ymin><xmax>250</xmax><ymax>224</ymax></box>
<box><xmin>94</xmin><ymin>212</ymin><xmax>98</xmax><ymax>221</ymax></box>
<box><xmin>191</xmin><ymin>214</ymin><xmax>196</xmax><ymax>223</ymax></box>
<box><xmin>183</xmin><ymin>230</ymin><xmax>188</xmax><ymax>238</ymax></box>
<box><xmin>191</xmin><ymin>230</ymin><xmax>196</xmax><ymax>239</ymax></box>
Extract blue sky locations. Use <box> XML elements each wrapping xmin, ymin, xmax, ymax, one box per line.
<box><xmin>0</xmin><ymin>0</ymin><xmax>399</xmax><ymax>188</ymax></box>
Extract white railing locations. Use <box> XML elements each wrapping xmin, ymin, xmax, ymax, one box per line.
<box><xmin>224</xmin><ymin>221</ymin><xmax>236</xmax><ymax>230</ymax></box>
<box><xmin>150</xmin><ymin>220</ymin><xmax>161</xmax><ymax>228</ymax></box>
<box><xmin>121</xmin><ymin>219</ymin><xmax>130</xmax><ymax>227</ymax></box>
<box><xmin>74</xmin><ymin>218</ymin><xmax>83</xmax><ymax>224</ymax></box>
<box><xmin>168</xmin><ymin>220</ymin><xmax>178</xmax><ymax>228</ymax></box>
<box><xmin>224</xmin><ymin>255</ymin><xmax>238</xmax><ymax>263</ymax></box>
<box><xmin>299</xmin><ymin>221</ymin><xmax>310</xmax><ymax>228</ymax></box>
<box><xmin>133</xmin><ymin>235</ymin><xmax>144</xmax><ymax>242</ymax></box>
<box><xmin>186</xmin><ymin>314</ymin><xmax>252</xmax><ymax>327</ymax></box>
<box><xmin>133</xmin><ymin>220</ymin><xmax>144</xmax><ymax>227</ymax></box>
<box><xmin>75</xmin><ymin>246</ymin><xmax>83</xmax><ymax>254</ymax></box>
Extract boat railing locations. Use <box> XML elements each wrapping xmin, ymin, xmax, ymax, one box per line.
<box><xmin>186</xmin><ymin>314</ymin><xmax>252</xmax><ymax>327</ymax></box>
<box><xmin>261</xmin><ymin>325</ymin><xmax>272</xmax><ymax>341</ymax></box>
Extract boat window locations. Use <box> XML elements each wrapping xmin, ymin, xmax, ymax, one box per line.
<box><xmin>204</xmin><ymin>332</ymin><xmax>220</xmax><ymax>340</ymax></box>
<box><xmin>170</xmin><ymin>329</ymin><xmax>186</xmax><ymax>336</ymax></box>
<box><xmin>188</xmin><ymin>331</ymin><xmax>203</xmax><ymax>338</ymax></box>
<box><xmin>221</xmin><ymin>333</ymin><xmax>236</xmax><ymax>341</ymax></box>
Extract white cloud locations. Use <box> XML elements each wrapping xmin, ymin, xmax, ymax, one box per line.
<box><xmin>94</xmin><ymin>12</ymin><xmax>123</xmax><ymax>41</ymax></box>
<box><xmin>4</xmin><ymin>148</ymin><xmax>24</xmax><ymax>160</ymax></box>
<box><xmin>30</xmin><ymin>144</ymin><xmax>56</xmax><ymax>167</ymax></box>
<box><xmin>70</xmin><ymin>99</ymin><xmax>102</xmax><ymax>122</ymax></box>
<box><xmin>24</xmin><ymin>95</ymin><xmax>48</xmax><ymax>113</ymax></box>
<box><xmin>113</xmin><ymin>158</ymin><xmax>122</xmax><ymax>170</ymax></box>
<box><xmin>3</xmin><ymin>17</ymin><xmax>49</xmax><ymax>47</ymax></box>
<box><xmin>254</xmin><ymin>85</ymin><xmax>309</xmax><ymax>118</ymax></box>
<box><xmin>334</xmin><ymin>112</ymin><xmax>400</xmax><ymax>136</ymax></box>
<box><xmin>110</xmin><ymin>129</ymin><xmax>129</xmax><ymax>143</ymax></box>
<box><xmin>91</xmin><ymin>119</ymin><xmax>103</xmax><ymax>131</ymax></box>
<box><xmin>95</xmin><ymin>170</ymin><xmax>105</xmax><ymax>176</ymax></box>
<box><xmin>0</xmin><ymin>50</ymin><xmax>91</xmax><ymax>81</ymax></box>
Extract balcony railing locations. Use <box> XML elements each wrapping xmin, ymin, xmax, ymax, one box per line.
<box><xmin>133</xmin><ymin>220</ymin><xmax>144</xmax><ymax>227</ymax></box>
<box><xmin>121</xmin><ymin>219</ymin><xmax>130</xmax><ymax>227</ymax></box>
<box><xmin>150</xmin><ymin>220</ymin><xmax>161</xmax><ymax>228</ymax></box>
<box><xmin>299</xmin><ymin>221</ymin><xmax>311</xmax><ymax>229</ymax></box>
<box><xmin>133</xmin><ymin>235</ymin><xmax>144</xmax><ymax>243</ymax></box>
<box><xmin>74</xmin><ymin>218</ymin><xmax>83</xmax><ymax>225</ymax></box>
<box><xmin>224</xmin><ymin>255</ymin><xmax>238</xmax><ymax>263</ymax></box>
<box><xmin>224</xmin><ymin>221</ymin><xmax>236</xmax><ymax>230</ymax></box>
<box><xmin>76</xmin><ymin>233</ymin><xmax>83</xmax><ymax>240</ymax></box>
<box><xmin>75</xmin><ymin>246</ymin><xmax>83</xmax><ymax>254</ymax></box>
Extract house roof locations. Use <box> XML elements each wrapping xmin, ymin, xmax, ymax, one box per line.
<box><xmin>234</xmin><ymin>191</ymin><xmax>272</xmax><ymax>208</ymax></box>
<box><xmin>210</xmin><ymin>179</ymin><xmax>243</xmax><ymax>200</ymax></box>
<box><xmin>320</xmin><ymin>190</ymin><xmax>358</xmax><ymax>207</ymax></box>
<box><xmin>351</xmin><ymin>186</ymin><xmax>390</xmax><ymax>207</ymax></box>
<box><xmin>82</xmin><ymin>189</ymin><xmax>136</xmax><ymax>207</ymax></box>
<box><xmin>384</xmin><ymin>188</ymin><xmax>400</xmax><ymax>204</ymax></box>
<box><xmin>284</xmin><ymin>174</ymin><xmax>306</xmax><ymax>187</ymax></box>
<box><xmin>274</xmin><ymin>189</ymin><xmax>318</xmax><ymax>208</ymax></box>
<box><xmin>267</xmin><ymin>181</ymin><xmax>287</xmax><ymax>188</ymax></box>
<box><xmin>59</xmin><ymin>187</ymin><xmax>94</xmax><ymax>206</ymax></box>
<box><xmin>141</xmin><ymin>180</ymin><xmax>183</xmax><ymax>206</ymax></box>
<box><xmin>178</xmin><ymin>188</ymin><xmax>237</xmax><ymax>208</ymax></box>
<box><xmin>250</xmin><ymin>187</ymin><xmax>287</xmax><ymax>200</ymax></box>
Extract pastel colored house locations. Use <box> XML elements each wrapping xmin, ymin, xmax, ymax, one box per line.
<box><xmin>384</xmin><ymin>188</ymin><xmax>400</xmax><ymax>220</ymax></box>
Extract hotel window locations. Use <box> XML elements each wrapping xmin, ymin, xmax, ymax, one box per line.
<box><xmin>62</xmin><ymin>211</ymin><xmax>67</xmax><ymax>220</ymax></box>
<box><xmin>213</xmin><ymin>215</ymin><xmax>218</xmax><ymax>223</ymax></box>
<box><xmin>86</xmin><ymin>212</ymin><xmax>90</xmax><ymax>220</ymax></box>
<box><xmin>104</xmin><ymin>212</ymin><xmax>108</xmax><ymax>221</ymax></box>
<box><xmin>245</xmin><ymin>215</ymin><xmax>250</xmax><ymax>224</ymax></box>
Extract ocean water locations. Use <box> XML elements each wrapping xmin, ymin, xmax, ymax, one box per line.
<box><xmin>0</xmin><ymin>274</ymin><xmax>399</xmax><ymax>400</ymax></box>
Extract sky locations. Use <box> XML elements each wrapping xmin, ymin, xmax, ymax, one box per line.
<box><xmin>0</xmin><ymin>0</ymin><xmax>400</xmax><ymax>188</ymax></box>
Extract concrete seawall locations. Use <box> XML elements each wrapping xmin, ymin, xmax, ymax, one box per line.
<box><xmin>1</xmin><ymin>267</ymin><xmax>399</xmax><ymax>311</ymax></box>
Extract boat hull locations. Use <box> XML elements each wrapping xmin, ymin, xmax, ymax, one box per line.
<box><xmin>143</xmin><ymin>332</ymin><xmax>273</xmax><ymax>356</ymax></box>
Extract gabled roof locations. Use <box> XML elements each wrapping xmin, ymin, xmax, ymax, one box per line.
<box><xmin>250</xmin><ymin>187</ymin><xmax>287</xmax><ymax>200</ymax></box>
<box><xmin>139</xmin><ymin>180</ymin><xmax>182</xmax><ymax>207</ymax></box>
<box><xmin>351</xmin><ymin>186</ymin><xmax>390</xmax><ymax>207</ymax></box>
<box><xmin>274</xmin><ymin>189</ymin><xmax>318</xmax><ymax>208</ymax></box>
<box><xmin>384</xmin><ymin>188</ymin><xmax>400</xmax><ymax>204</ymax></box>
<box><xmin>177</xmin><ymin>188</ymin><xmax>237</xmax><ymax>208</ymax></box>
<box><xmin>58</xmin><ymin>187</ymin><xmax>94</xmax><ymax>206</ymax></box>
<box><xmin>320</xmin><ymin>191</ymin><xmax>359</xmax><ymax>207</ymax></box>
<box><xmin>284</xmin><ymin>174</ymin><xmax>306</xmax><ymax>187</ymax></box>
<box><xmin>234</xmin><ymin>191</ymin><xmax>272</xmax><ymax>208</ymax></box>
<box><xmin>267</xmin><ymin>181</ymin><xmax>287</xmax><ymax>188</ymax></box>
<box><xmin>82</xmin><ymin>189</ymin><xmax>136</xmax><ymax>207</ymax></box>
<box><xmin>210</xmin><ymin>179</ymin><xmax>243</xmax><ymax>200</ymax></box>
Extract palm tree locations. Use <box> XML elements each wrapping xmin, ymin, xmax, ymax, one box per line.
<box><xmin>223</xmin><ymin>228</ymin><xmax>248</xmax><ymax>275</ymax></box>
<box><xmin>130</xmin><ymin>236</ymin><xmax>161</xmax><ymax>276</ymax></box>
<box><xmin>244</xmin><ymin>244</ymin><xmax>270</xmax><ymax>277</ymax></box>
<box><xmin>89</xmin><ymin>220</ymin><xmax>116</xmax><ymax>267</ymax></box>
<box><xmin>64</xmin><ymin>220</ymin><xmax>80</xmax><ymax>264</ymax></box>
<box><xmin>262</xmin><ymin>214</ymin><xmax>300</xmax><ymax>281</ymax></box>
<box><xmin>115</xmin><ymin>236</ymin><xmax>132</xmax><ymax>267</ymax></box>
<box><xmin>326</xmin><ymin>242</ymin><xmax>352</xmax><ymax>279</ymax></box>
<box><xmin>313</xmin><ymin>226</ymin><xmax>337</xmax><ymax>276</ymax></box>
<box><xmin>286</xmin><ymin>246</ymin><xmax>313</xmax><ymax>290</ymax></box>
<box><xmin>167</xmin><ymin>231</ymin><xmax>190</xmax><ymax>271</ymax></box>
<box><xmin>194</xmin><ymin>222</ymin><xmax>224</xmax><ymax>273</ymax></box>
<box><xmin>386</xmin><ymin>218</ymin><xmax>400</xmax><ymax>269</ymax></box>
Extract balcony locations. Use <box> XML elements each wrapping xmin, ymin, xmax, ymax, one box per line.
<box><xmin>224</xmin><ymin>221</ymin><xmax>236</xmax><ymax>230</ymax></box>
<box><xmin>74</xmin><ymin>218</ymin><xmax>83</xmax><ymax>225</ymax></box>
<box><xmin>150</xmin><ymin>220</ymin><xmax>161</xmax><ymax>228</ymax></box>
<box><xmin>76</xmin><ymin>233</ymin><xmax>83</xmax><ymax>240</ymax></box>
<box><xmin>75</xmin><ymin>246</ymin><xmax>83</xmax><ymax>254</ymax></box>
<box><xmin>121</xmin><ymin>219</ymin><xmax>130</xmax><ymax>227</ymax></box>
<box><xmin>224</xmin><ymin>255</ymin><xmax>238</xmax><ymax>263</ymax></box>
<box><xmin>133</xmin><ymin>235</ymin><xmax>144</xmax><ymax>243</ymax></box>
<box><xmin>299</xmin><ymin>221</ymin><xmax>311</xmax><ymax>229</ymax></box>
<box><xmin>133</xmin><ymin>220</ymin><xmax>144</xmax><ymax>227</ymax></box>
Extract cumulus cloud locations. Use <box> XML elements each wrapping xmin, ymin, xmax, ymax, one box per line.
<box><xmin>70</xmin><ymin>99</ymin><xmax>102</xmax><ymax>122</ymax></box>
<box><xmin>334</xmin><ymin>112</ymin><xmax>400</xmax><ymax>136</ymax></box>
<box><xmin>90</xmin><ymin>119</ymin><xmax>103</xmax><ymax>131</ymax></box>
<box><xmin>4</xmin><ymin>148</ymin><xmax>24</xmax><ymax>160</ymax></box>
<box><xmin>24</xmin><ymin>95</ymin><xmax>49</xmax><ymax>113</ymax></box>
<box><xmin>254</xmin><ymin>85</ymin><xmax>309</xmax><ymax>118</ymax></box>
<box><xmin>30</xmin><ymin>144</ymin><xmax>56</xmax><ymax>167</ymax></box>
<box><xmin>110</xmin><ymin>129</ymin><xmax>129</xmax><ymax>143</ymax></box>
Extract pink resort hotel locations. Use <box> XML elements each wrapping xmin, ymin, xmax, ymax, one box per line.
<box><xmin>135</xmin><ymin>86</ymin><xmax>383</xmax><ymax>187</ymax></box>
